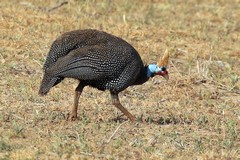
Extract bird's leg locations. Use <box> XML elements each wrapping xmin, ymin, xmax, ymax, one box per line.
<box><xmin>111</xmin><ymin>92</ymin><xmax>136</xmax><ymax>122</ymax></box>
<box><xmin>71</xmin><ymin>82</ymin><xmax>85</xmax><ymax>121</ymax></box>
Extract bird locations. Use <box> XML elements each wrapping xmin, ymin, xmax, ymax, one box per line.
<box><xmin>39</xmin><ymin>29</ymin><xmax>169</xmax><ymax>121</ymax></box>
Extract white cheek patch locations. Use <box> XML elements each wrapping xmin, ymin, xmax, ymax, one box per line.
<box><xmin>156</xmin><ymin>66</ymin><xmax>162</xmax><ymax>73</ymax></box>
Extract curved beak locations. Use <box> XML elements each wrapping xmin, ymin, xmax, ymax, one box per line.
<box><xmin>163</xmin><ymin>74</ymin><xmax>169</xmax><ymax>80</ymax></box>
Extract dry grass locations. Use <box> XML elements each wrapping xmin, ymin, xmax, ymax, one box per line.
<box><xmin>0</xmin><ymin>0</ymin><xmax>240</xmax><ymax>159</ymax></box>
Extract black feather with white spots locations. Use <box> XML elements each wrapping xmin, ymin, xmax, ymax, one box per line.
<box><xmin>39</xmin><ymin>29</ymin><xmax>145</xmax><ymax>95</ymax></box>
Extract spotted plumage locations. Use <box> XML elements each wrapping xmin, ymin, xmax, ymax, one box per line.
<box><xmin>39</xmin><ymin>29</ymin><xmax>169</xmax><ymax>121</ymax></box>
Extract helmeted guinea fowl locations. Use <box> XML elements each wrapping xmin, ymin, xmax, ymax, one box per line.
<box><xmin>39</xmin><ymin>29</ymin><xmax>169</xmax><ymax>121</ymax></box>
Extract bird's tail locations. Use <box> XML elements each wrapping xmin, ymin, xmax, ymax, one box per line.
<box><xmin>39</xmin><ymin>73</ymin><xmax>63</xmax><ymax>95</ymax></box>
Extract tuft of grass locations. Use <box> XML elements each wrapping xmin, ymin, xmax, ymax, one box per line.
<box><xmin>9</xmin><ymin>121</ymin><xmax>25</xmax><ymax>138</ymax></box>
<box><xmin>0</xmin><ymin>139</ymin><xmax>11</xmax><ymax>152</ymax></box>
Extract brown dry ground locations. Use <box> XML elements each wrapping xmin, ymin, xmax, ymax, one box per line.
<box><xmin>0</xmin><ymin>0</ymin><xmax>240</xmax><ymax>159</ymax></box>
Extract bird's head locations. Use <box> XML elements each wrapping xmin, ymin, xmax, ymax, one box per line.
<box><xmin>147</xmin><ymin>49</ymin><xmax>169</xmax><ymax>80</ymax></box>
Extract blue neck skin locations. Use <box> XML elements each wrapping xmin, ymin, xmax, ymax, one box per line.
<box><xmin>146</xmin><ymin>64</ymin><xmax>162</xmax><ymax>78</ymax></box>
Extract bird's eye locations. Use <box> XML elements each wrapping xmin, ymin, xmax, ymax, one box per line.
<box><xmin>161</xmin><ymin>67</ymin><xmax>166</xmax><ymax>71</ymax></box>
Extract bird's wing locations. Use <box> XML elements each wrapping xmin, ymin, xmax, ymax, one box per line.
<box><xmin>46</xmin><ymin>46</ymin><xmax>117</xmax><ymax>80</ymax></box>
<box><xmin>43</xmin><ymin>30</ymin><xmax>99</xmax><ymax>70</ymax></box>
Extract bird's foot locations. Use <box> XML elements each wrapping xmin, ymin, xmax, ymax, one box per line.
<box><xmin>70</xmin><ymin>115</ymin><xmax>77</xmax><ymax>121</ymax></box>
<box><xmin>66</xmin><ymin>112</ymin><xmax>77</xmax><ymax>121</ymax></box>
<box><xmin>126</xmin><ymin>114</ymin><xmax>136</xmax><ymax>122</ymax></box>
